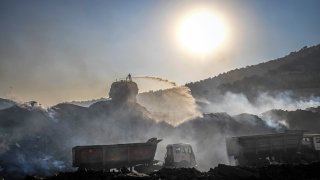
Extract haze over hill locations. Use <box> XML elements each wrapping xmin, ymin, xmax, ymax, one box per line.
<box><xmin>186</xmin><ymin>45</ymin><xmax>320</xmax><ymax>114</ymax></box>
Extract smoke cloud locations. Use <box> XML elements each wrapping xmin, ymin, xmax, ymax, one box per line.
<box><xmin>198</xmin><ymin>91</ymin><xmax>320</xmax><ymax>131</ymax></box>
<box><xmin>1</xmin><ymin>89</ymin><xmax>320</xmax><ymax>178</ymax></box>
<box><xmin>202</xmin><ymin>91</ymin><xmax>320</xmax><ymax>115</ymax></box>
<box><xmin>0</xmin><ymin>100</ymin><xmax>278</xmax><ymax>178</ymax></box>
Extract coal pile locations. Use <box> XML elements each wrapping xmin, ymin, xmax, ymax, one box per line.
<box><xmin>21</xmin><ymin>162</ymin><xmax>320</xmax><ymax>180</ymax></box>
<box><xmin>210</xmin><ymin>163</ymin><xmax>320</xmax><ymax>180</ymax></box>
<box><xmin>2</xmin><ymin>79</ymin><xmax>320</xmax><ymax>178</ymax></box>
<box><xmin>24</xmin><ymin>169</ymin><xmax>150</xmax><ymax>180</ymax></box>
<box><xmin>109</xmin><ymin>80</ymin><xmax>138</xmax><ymax>104</ymax></box>
<box><xmin>150</xmin><ymin>168</ymin><xmax>204</xmax><ymax>179</ymax></box>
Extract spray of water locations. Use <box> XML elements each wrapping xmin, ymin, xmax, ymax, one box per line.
<box><xmin>133</xmin><ymin>76</ymin><xmax>177</xmax><ymax>87</ymax></box>
<box><xmin>137</xmin><ymin>86</ymin><xmax>202</xmax><ymax>126</ymax></box>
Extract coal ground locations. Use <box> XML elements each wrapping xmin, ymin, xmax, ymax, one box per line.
<box><xmin>21</xmin><ymin>163</ymin><xmax>320</xmax><ymax>180</ymax></box>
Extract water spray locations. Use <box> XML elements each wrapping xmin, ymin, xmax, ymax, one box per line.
<box><xmin>132</xmin><ymin>76</ymin><xmax>177</xmax><ymax>86</ymax></box>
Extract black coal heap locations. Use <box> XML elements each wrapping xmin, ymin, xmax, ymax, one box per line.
<box><xmin>23</xmin><ymin>163</ymin><xmax>320</xmax><ymax>180</ymax></box>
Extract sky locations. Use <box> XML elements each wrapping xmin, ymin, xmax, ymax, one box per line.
<box><xmin>1</xmin><ymin>0</ymin><xmax>320</xmax><ymax>105</ymax></box>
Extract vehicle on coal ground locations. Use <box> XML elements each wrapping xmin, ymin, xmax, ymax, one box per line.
<box><xmin>226</xmin><ymin>130</ymin><xmax>320</xmax><ymax>166</ymax></box>
<box><xmin>163</xmin><ymin>143</ymin><xmax>197</xmax><ymax>168</ymax></box>
<box><xmin>72</xmin><ymin>138</ymin><xmax>196</xmax><ymax>173</ymax></box>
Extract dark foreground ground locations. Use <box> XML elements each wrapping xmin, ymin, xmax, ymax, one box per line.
<box><xmin>10</xmin><ymin>162</ymin><xmax>320</xmax><ymax>180</ymax></box>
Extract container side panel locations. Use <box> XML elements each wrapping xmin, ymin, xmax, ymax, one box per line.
<box><xmin>76</xmin><ymin>148</ymin><xmax>103</xmax><ymax>164</ymax></box>
<box><xmin>104</xmin><ymin>147</ymin><xmax>128</xmax><ymax>163</ymax></box>
<box><xmin>271</xmin><ymin>138</ymin><xmax>283</xmax><ymax>150</ymax></box>
<box><xmin>257</xmin><ymin>138</ymin><xmax>269</xmax><ymax>152</ymax></box>
<box><xmin>241</xmin><ymin>139</ymin><xmax>256</xmax><ymax>153</ymax></box>
<box><xmin>129</xmin><ymin>145</ymin><xmax>155</xmax><ymax>162</ymax></box>
<box><xmin>284</xmin><ymin>135</ymin><xmax>301</xmax><ymax>150</ymax></box>
<box><xmin>226</xmin><ymin>138</ymin><xmax>240</xmax><ymax>156</ymax></box>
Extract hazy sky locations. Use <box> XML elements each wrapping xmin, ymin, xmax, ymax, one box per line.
<box><xmin>1</xmin><ymin>0</ymin><xmax>320</xmax><ymax>105</ymax></box>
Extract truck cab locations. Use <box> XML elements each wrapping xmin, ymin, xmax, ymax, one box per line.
<box><xmin>302</xmin><ymin>134</ymin><xmax>320</xmax><ymax>151</ymax></box>
<box><xmin>163</xmin><ymin>143</ymin><xmax>196</xmax><ymax>168</ymax></box>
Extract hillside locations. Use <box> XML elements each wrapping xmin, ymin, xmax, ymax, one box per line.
<box><xmin>0</xmin><ymin>98</ymin><xmax>15</xmax><ymax>110</ymax></box>
<box><xmin>186</xmin><ymin>45</ymin><xmax>320</xmax><ymax>103</ymax></box>
<box><xmin>261</xmin><ymin>107</ymin><xmax>320</xmax><ymax>132</ymax></box>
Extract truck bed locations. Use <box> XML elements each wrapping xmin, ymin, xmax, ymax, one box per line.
<box><xmin>72</xmin><ymin>138</ymin><xmax>161</xmax><ymax>169</ymax></box>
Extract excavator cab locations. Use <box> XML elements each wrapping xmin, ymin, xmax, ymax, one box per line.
<box><xmin>163</xmin><ymin>143</ymin><xmax>196</xmax><ymax>168</ymax></box>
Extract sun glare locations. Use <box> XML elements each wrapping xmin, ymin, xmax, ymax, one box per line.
<box><xmin>177</xmin><ymin>9</ymin><xmax>227</xmax><ymax>55</ymax></box>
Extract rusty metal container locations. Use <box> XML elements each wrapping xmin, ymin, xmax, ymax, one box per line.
<box><xmin>72</xmin><ymin>138</ymin><xmax>161</xmax><ymax>170</ymax></box>
<box><xmin>226</xmin><ymin>130</ymin><xmax>304</xmax><ymax>157</ymax></box>
<box><xmin>225</xmin><ymin>130</ymin><xmax>320</xmax><ymax>166</ymax></box>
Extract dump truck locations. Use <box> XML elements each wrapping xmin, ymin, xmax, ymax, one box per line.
<box><xmin>72</xmin><ymin>138</ymin><xmax>196</xmax><ymax>173</ymax></box>
<box><xmin>226</xmin><ymin>130</ymin><xmax>320</xmax><ymax>166</ymax></box>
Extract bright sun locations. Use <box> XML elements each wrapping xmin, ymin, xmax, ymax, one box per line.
<box><xmin>177</xmin><ymin>9</ymin><xmax>227</xmax><ymax>55</ymax></box>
